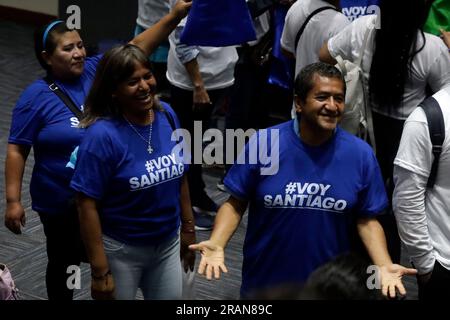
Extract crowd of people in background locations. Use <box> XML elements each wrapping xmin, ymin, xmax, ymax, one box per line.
<box><xmin>3</xmin><ymin>0</ymin><xmax>450</xmax><ymax>300</ymax></box>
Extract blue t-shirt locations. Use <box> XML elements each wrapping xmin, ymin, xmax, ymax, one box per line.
<box><xmin>224</xmin><ymin>120</ymin><xmax>388</xmax><ymax>297</ymax></box>
<box><xmin>341</xmin><ymin>0</ymin><xmax>380</xmax><ymax>21</ymax></box>
<box><xmin>71</xmin><ymin>104</ymin><xmax>186</xmax><ymax>246</ymax></box>
<box><xmin>8</xmin><ymin>55</ymin><xmax>102</xmax><ymax>214</ymax></box>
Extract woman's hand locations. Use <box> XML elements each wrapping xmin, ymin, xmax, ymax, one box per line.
<box><xmin>193</xmin><ymin>86</ymin><xmax>212</xmax><ymax>112</ymax></box>
<box><xmin>4</xmin><ymin>201</ymin><xmax>26</xmax><ymax>234</ymax></box>
<box><xmin>189</xmin><ymin>240</ymin><xmax>228</xmax><ymax>280</ymax></box>
<box><xmin>181</xmin><ymin>221</ymin><xmax>196</xmax><ymax>272</ymax></box>
<box><xmin>379</xmin><ymin>264</ymin><xmax>417</xmax><ymax>299</ymax></box>
<box><xmin>91</xmin><ymin>271</ymin><xmax>115</xmax><ymax>300</ymax></box>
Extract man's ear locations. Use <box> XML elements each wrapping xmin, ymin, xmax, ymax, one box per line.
<box><xmin>294</xmin><ymin>95</ymin><xmax>303</xmax><ymax>114</ymax></box>
<box><xmin>41</xmin><ymin>51</ymin><xmax>52</xmax><ymax>67</ymax></box>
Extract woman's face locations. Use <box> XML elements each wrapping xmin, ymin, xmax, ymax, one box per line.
<box><xmin>113</xmin><ymin>62</ymin><xmax>157</xmax><ymax>116</ymax></box>
<box><xmin>43</xmin><ymin>30</ymin><xmax>86</xmax><ymax>80</ymax></box>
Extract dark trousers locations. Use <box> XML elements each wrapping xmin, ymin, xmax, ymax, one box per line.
<box><xmin>152</xmin><ymin>62</ymin><xmax>170</xmax><ymax>99</ymax></box>
<box><xmin>418</xmin><ymin>260</ymin><xmax>450</xmax><ymax>300</ymax></box>
<box><xmin>226</xmin><ymin>47</ymin><xmax>271</xmax><ymax>132</ymax></box>
<box><xmin>39</xmin><ymin>206</ymin><xmax>86</xmax><ymax>300</ymax></box>
<box><xmin>170</xmin><ymin>84</ymin><xmax>230</xmax><ymax>201</ymax></box>
<box><xmin>223</xmin><ymin>47</ymin><xmax>271</xmax><ymax>172</ymax></box>
<box><xmin>372</xmin><ymin>112</ymin><xmax>405</xmax><ymax>263</ymax></box>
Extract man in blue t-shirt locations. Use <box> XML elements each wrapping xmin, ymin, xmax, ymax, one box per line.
<box><xmin>190</xmin><ymin>62</ymin><xmax>417</xmax><ymax>299</ymax></box>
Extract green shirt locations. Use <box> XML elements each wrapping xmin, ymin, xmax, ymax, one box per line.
<box><xmin>424</xmin><ymin>0</ymin><xmax>450</xmax><ymax>36</ymax></box>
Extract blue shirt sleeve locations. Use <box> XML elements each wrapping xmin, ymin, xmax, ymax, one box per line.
<box><xmin>161</xmin><ymin>102</ymin><xmax>181</xmax><ymax>129</ymax></box>
<box><xmin>173</xmin><ymin>25</ymin><xmax>199</xmax><ymax>64</ymax></box>
<box><xmin>70</xmin><ymin>122</ymin><xmax>115</xmax><ymax>199</ymax></box>
<box><xmin>355</xmin><ymin>149</ymin><xmax>388</xmax><ymax>216</ymax></box>
<box><xmin>8</xmin><ymin>83</ymin><xmax>48</xmax><ymax>145</ymax></box>
<box><xmin>84</xmin><ymin>54</ymin><xmax>103</xmax><ymax>77</ymax></box>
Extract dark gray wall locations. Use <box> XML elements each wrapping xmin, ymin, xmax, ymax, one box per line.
<box><xmin>58</xmin><ymin>0</ymin><xmax>138</xmax><ymax>52</ymax></box>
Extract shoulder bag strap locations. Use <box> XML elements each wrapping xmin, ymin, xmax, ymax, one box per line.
<box><xmin>420</xmin><ymin>96</ymin><xmax>445</xmax><ymax>188</ymax></box>
<box><xmin>44</xmin><ymin>76</ymin><xmax>84</xmax><ymax>120</ymax></box>
<box><xmin>294</xmin><ymin>6</ymin><xmax>337</xmax><ymax>52</ymax></box>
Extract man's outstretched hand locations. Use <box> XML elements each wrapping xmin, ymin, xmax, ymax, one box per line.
<box><xmin>189</xmin><ymin>240</ymin><xmax>228</xmax><ymax>280</ymax></box>
<box><xmin>379</xmin><ymin>264</ymin><xmax>417</xmax><ymax>299</ymax></box>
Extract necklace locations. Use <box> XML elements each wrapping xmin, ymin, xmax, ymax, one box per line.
<box><xmin>123</xmin><ymin>109</ymin><xmax>154</xmax><ymax>154</ymax></box>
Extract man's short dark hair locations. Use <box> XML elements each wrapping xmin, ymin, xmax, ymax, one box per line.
<box><xmin>294</xmin><ymin>62</ymin><xmax>346</xmax><ymax>103</ymax></box>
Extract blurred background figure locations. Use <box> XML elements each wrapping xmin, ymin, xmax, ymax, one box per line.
<box><xmin>166</xmin><ymin>0</ymin><xmax>238</xmax><ymax>231</ymax></box>
<box><xmin>424</xmin><ymin>0</ymin><xmax>450</xmax><ymax>37</ymax></box>
<box><xmin>135</xmin><ymin>0</ymin><xmax>171</xmax><ymax>100</ymax></box>
<box><xmin>393</xmin><ymin>86</ymin><xmax>450</xmax><ymax>300</ymax></box>
<box><xmin>281</xmin><ymin>0</ymin><xmax>349</xmax><ymax>79</ymax></box>
<box><xmin>300</xmin><ymin>253</ymin><xmax>382</xmax><ymax>300</ymax></box>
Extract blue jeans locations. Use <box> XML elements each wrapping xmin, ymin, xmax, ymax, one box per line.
<box><xmin>103</xmin><ymin>234</ymin><xmax>182</xmax><ymax>300</ymax></box>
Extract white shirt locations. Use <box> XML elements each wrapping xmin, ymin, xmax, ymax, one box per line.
<box><xmin>328</xmin><ymin>15</ymin><xmax>450</xmax><ymax>120</ymax></box>
<box><xmin>248</xmin><ymin>11</ymin><xmax>270</xmax><ymax>47</ymax></box>
<box><xmin>281</xmin><ymin>0</ymin><xmax>350</xmax><ymax>77</ymax></box>
<box><xmin>136</xmin><ymin>0</ymin><xmax>170</xmax><ymax>29</ymax></box>
<box><xmin>393</xmin><ymin>86</ymin><xmax>450</xmax><ymax>274</ymax></box>
<box><xmin>166</xmin><ymin>1</ymin><xmax>238</xmax><ymax>91</ymax></box>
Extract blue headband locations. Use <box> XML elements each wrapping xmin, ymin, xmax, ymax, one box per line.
<box><xmin>42</xmin><ymin>20</ymin><xmax>64</xmax><ymax>48</ymax></box>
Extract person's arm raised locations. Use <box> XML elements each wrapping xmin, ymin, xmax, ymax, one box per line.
<box><xmin>129</xmin><ymin>0</ymin><xmax>192</xmax><ymax>56</ymax></box>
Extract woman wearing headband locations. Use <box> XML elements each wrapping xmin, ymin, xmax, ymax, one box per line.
<box><xmin>4</xmin><ymin>0</ymin><xmax>191</xmax><ymax>300</ymax></box>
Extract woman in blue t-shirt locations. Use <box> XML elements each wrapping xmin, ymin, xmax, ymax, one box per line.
<box><xmin>71</xmin><ymin>44</ymin><xmax>195</xmax><ymax>300</ymax></box>
<box><xmin>4</xmin><ymin>1</ymin><xmax>192</xmax><ymax>300</ymax></box>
